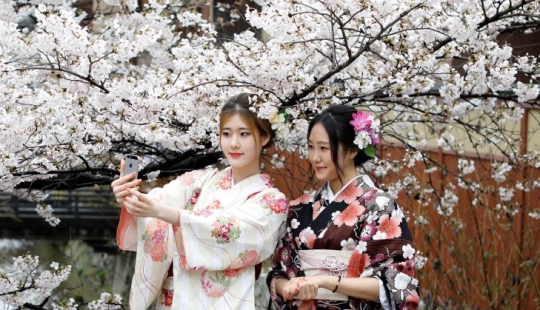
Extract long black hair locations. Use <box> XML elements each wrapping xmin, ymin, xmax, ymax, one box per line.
<box><xmin>307</xmin><ymin>105</ymin><xmax>372</xmax><ymax>179</ymax></box>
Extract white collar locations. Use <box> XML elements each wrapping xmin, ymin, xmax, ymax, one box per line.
<box><xmin>326</xmin><ymin>175</ymin><xmax>362</xmax><ymax>203</ymax></box>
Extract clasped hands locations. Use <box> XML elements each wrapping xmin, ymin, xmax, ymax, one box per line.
<box><xmin>281</xmin><ymin>276</ymin><xmax>320</xmax><ymax>301</ymax></box>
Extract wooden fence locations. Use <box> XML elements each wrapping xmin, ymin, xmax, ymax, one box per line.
<box><xmin>265</xmin><ymin>143</ymin><xmax>540</xmax><ymax>309</ymax></box>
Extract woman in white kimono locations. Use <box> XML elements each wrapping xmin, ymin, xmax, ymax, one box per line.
<box><xmin>111</xmin><ymin>93</ymin><xmax>288</xmax><ymax>310</ymax></box>
<box><xmin>267</xmin><ymin>105</ymin><xmax>420</xmax><ymax>310</ymax></box>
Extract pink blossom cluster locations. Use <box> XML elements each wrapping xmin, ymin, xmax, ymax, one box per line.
<box><xmin>349</xmin><ymin>110</ymin><xmax>380</xmax><ymax>150</ymax></box>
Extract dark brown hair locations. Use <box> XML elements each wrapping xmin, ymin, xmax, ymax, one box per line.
<box><xmin>308</xmin><ymin>105</ymin><xmax>371</xmax><ymax>177</ymax></box>
<box><xmin>219</xmin><ymin>93</ymin><xmax>275</xmax><ymax>149</ymax></box>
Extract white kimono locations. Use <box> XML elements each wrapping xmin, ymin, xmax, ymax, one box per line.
<box><xmin>117</xmin><ymin>167</ymin><xmax>288</xmax><ymax>309</ymax></box>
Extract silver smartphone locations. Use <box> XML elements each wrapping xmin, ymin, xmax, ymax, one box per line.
<box><xmin>123</xmin><ymin>154</ymin><xmax>139</xmax><ymax>181</ymax></box>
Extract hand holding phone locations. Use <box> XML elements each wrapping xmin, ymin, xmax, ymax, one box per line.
<box><xmin>123</xmin><ymin>154</ymin><xmax>139</xmax><ymax>181</ymax></box>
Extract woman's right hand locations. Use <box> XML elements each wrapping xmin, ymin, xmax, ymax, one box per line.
<box><xmin>111</xmin><ymin>159</ymin><xmax>142</xmax><ymax>204</ymax></box>
<box><xmin>281</xmin><ymin>277</ymin><xmax>318</xmax><ymax>301</ymax></box>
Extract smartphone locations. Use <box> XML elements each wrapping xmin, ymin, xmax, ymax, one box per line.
<box><xmin>123</xmin><ymin>154</ymin><xmax>139</xmax><ymax>181</ymax></box>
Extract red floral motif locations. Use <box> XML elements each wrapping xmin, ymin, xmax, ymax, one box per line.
<box><xmin>260</xmin><ymin>173</ymin><xmax>274</xmax><ymax>187</ymax></box>
<box><xmin>262</xmin><ymin>195</ymin><xmax>288</xmax><ymax>214</ymax></box>
<box><xmin>333</xmin><ymin>200</ymin><xmax>366</xmax><ymax>227</ymax></box>
<box><xmin>312</xmin><ymin>200</ymin><xmax>323</xmax><ymax>220</ymax></box>
<box><xmin>161</xmin><ymin>288</ymin><xmax>173</xmax><ymax>306</ymax></box>
<box><xmin>223</xmin><ymin>250</ymin><xmax>260</xmax><ymax>279</ymax></box>
<box><xmin>402</xmin><ymin>290</ymin><xmax>420</xmax><ymax>310</ymax></box>
<box><xmin>376</xmin><ymin>214</ymin><xmax>402</xmax><ymax>238</ymax></box>
<box><xmin>396</xmin><ymin>259</ymin><xmax>416</xmax><ymax>277</ymax></box>
<box><xmin>223</xmin><ymin>267</ymin><xmax>245</xmax><ymax>278</ymax></box>
<box><xmin>347</xmin><ymin>250</ymin><xmax>371</xmax><ymax>278</ymax></box>
<box><xmin>297</xmin><ymin>227</ymin><xmax>316</xmax><ymax>248</ymax></box>
<box><xmin>361</xmin><ymin>222</ymin><xmax>377</xmax><ymax>241</ymax></box>
<box><xmin>335</xmin><ymin>183</ymin><xmax>364</xmax><ymax>204</ymax></box>
<box><xmin>218</xmin><ymin>170</ymin><xmax>233</xmax><ymax>190</ymax></box>
<box><xmin>211</xmin><ymin>217</ymin><xmax>240</xmax><ymax>244</ymax></box>
<box><xmin>289</xmin><ymin>193</ymin><xmax>311</xmax><ymax>206</ymax></box>
<box><xmin>363</xmin><ymin>188</ymin><xmax>379</xmax><ymax>201</ymax></box>
<box><xmin>142</xmin><ymin>219</ymin><xmax>168</xmax><ymax>262</ymax></box>
<box><xmin>240</xmin><ymin>249</ymin><xmax>260</xmax><ymax>266</ymax></box>
<box><xmin>187</xmin><ymin>188</ymin><xmax>201</xmax><ymax>209</ymax></box>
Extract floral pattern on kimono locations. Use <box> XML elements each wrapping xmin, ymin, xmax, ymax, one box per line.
<box><xmin>267</xmin><ymin>175</ymin><xmax>420</xmax><ymax>310</ymax></box>
<box><xmin>117</xmin><ymin>167</ymin><xmax>288</xmax><ymax>310</ymax></box>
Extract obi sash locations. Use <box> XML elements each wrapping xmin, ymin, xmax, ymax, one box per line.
<box><xmin>297</xmin><ymin>250</ymin><xmax>353</xmax><ymax>301</ymax></box>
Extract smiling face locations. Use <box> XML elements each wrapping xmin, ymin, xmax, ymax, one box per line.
<box><xmin>308</xmin><ymin>123</ymin><xmax>339</xmax><ymax>186</ymax></box>
<box><xmin>308</xmin><ymin>122</ymin><xmax>357</xmax><ymax>193</ymax></box>
<box><xmin>220</xmin><ymin>114</ymin><xmax>268</xmax><ymax>183</ymax></box>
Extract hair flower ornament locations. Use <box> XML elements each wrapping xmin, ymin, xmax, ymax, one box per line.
<box><xmin>349</xmin><ymin>110</ymin><xmax>380</xmax><ymax>158</ymax></box>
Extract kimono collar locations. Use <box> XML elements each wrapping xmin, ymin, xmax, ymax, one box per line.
<box><xmin>325</xmin><ymin>174</ymin><xmax>369</xmax><ymax>203</ymax></box>
<box><xmin>219</xmin><ymin>167</ymin><xmax>273</xmax><ymax>192</ymax></box>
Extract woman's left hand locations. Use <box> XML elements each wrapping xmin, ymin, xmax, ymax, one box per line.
<box><xmin>283</xmin><ymin>277</ymin><xmax>318</xmax><ymax>301</ymax></box>
<box><xmin>123</xmin><ymin>189</ymin><xmax>160</xmax><ymax>218</ymax></box>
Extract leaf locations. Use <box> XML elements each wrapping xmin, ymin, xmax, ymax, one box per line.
<box><xmin>364</xmin><ymin>145</ymin><xmax>376</xmax><ymax>158</ymax></box>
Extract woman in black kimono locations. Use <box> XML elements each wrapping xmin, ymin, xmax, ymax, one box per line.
<box><xmin>267</xmin><ymin>105</ymin><xmax>420</xmax><ymax>310</ymax></box>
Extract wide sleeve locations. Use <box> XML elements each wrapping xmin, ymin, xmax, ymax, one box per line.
<box><xmin>266</xmin><ymin>200</ymin><xmax>303</xmax><ymax>309</ymax></box>
<box><xmin>173</xmin><ymin>188</ymin><xmax>288</xmax><ymax>271</ymax></box>
<box><xmin>116</xmin><ymin>169</ymin><xmax>212</xmax><ymax>251</ymax></box>
<box><xmin>120</xmin><ymin>169</ymin><xmax>216</xmax><ymax>309</ymax></box>
<box><xmin>354</xmin><ymin>189</ymin><xmax>420</xmax><ymax>309</ymax></box>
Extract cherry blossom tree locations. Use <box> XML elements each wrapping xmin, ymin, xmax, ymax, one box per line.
<box><xmin>1</xmin><ymin>0</ymin><xmax>540</xmax><ymax>308</ymax></box>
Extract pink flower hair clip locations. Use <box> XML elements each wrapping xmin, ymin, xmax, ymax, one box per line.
<box><xmin>349</xmin><ymin>110</ymin><xmax>380</xmax><ymax>158</ymax></box>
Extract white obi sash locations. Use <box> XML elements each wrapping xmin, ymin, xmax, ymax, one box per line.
<box><xmin>298</xmin><ymin>250</ymin><xmax>353</xmax><ymax>301</ymax></box>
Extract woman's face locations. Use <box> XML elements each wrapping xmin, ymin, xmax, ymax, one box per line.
<box><xmin>220</xmin><ymin>114</ymin><xmax>267</xmax><ymax>178</ymax></box>
<box><xmin>308</xmin><ymin>122</ymin><xmax>357</xmax><ymax>191</ymax></box>
<box><xmin>308</xmin><ymin>123</ymin><xmax>339</xmax><ymax>184</ymax></box>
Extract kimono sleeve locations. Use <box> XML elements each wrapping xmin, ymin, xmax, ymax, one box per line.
<box><xmin>173</xmin><ymin>188</ymin><xmax>288</xmax><ymax>271</ymax></box>
<box><xmin>116</xmin><ymin>169</ymin><xmax>213</xmax><ymax>251</ymax></box>
<box><xmin>356</xmin><ymin>189</ymin><xmax>420</xmax><ymax>308</ymax></box>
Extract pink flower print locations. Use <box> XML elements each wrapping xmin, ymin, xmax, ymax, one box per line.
<box><xmin>349</xmin><ymin>110</ymin><xmax>372</xmax><ymax>132</ymax></box>
<box><xmin>211</xmin><ymin>217</ymin><xmax>240</xmax><ymax>244</ymax></box>
<box><xmin>278</xmin><ymin>246</ymin><xmax>291</xmax><ymax>265</ymax></box>
<box><xmin>178</xmin><ymin>171</ymin><xmax>195</xmax><ymax>186</ymax></box>
<box><xmin>376</xmin><ymin>214</ymin><xmax>402</xmax><ymax>238</ymax></box>
<box><xmin>363</xmin><ymin>188</ymin><xmax>379</xmax><ymax>202</ymax></box>
<box><xmin>267</xmin><ymin>196</ymin><xmax>288</xmax><ymax>214</ymax></box>
<box><xmin>161</xmin><ymin>288</ymin><xmax>173</xmax><ymax>306</ymax></box>
<box><xmin>201</xmin><ymin>278</ymin><xmax>212</xmax><ymax>292</ymax></box>
<box><xmin>397</xmin><ymin>259</ymin><xmax>416</xmax><ymax>277</ymax></box>
<box><xmin>211</xmin><ymin>199</ymin><xmax>221</xmax><ymax>209</ymax></box>
<box><xmin>200</xmin><ymin>270</ymin><xmax>227</xmax><ymax>298</ymax></box>
<box><xmin>312</xmin><ymin>200</ymin><xmax>323</xmax><ymax>220</ymax></box>
<box><xmin>361</xmin><ymin>222</ymin><xmax>377</xmax><ymax>241</ymax></box>
<box><xmin>224</xmin><ymin>256</ymin><xmax>246</xmax><ymax>278</ymax></box>
<box><xmin>260</xmin><ymin>174</ymin><xmax>274</xmax><ymax>187</ymax></box>
<box><xmin>290</xmin><ymin>194</ymin><xmax>311</xmax><ymax>206</ymax></box>
<box><xmin>286</xmin><ymin>267</ymin><xmax>297</xmax><ymax>279</ymax></box>
<box><xmin>189</xmin><ymin>188</ymin><xmax>201</xmax><ymax>206</ymax></box>
<box><xmin>218</xmin><ymin>170</ymin><xmax>232</xmax><ymax>190</ymax></box>
<box><xmin>335</xmin><ymin>183</ymin><xmax>364</xmax><ymax>204</ymax></box>
<box><xmin>402</xmin><ymin>290</ymin><xmax>420</xmax><ymax>310</ymax></box>
<box><xmin>143</xmin><ymin>229</ymin><xmax>168</xmax><ymax>262</ymax></box>
<box><xmin>334</xmin><ymin>201</ymin><xmax>366</xmax><ymax>227</ymax></box>
<box><xmin>347</xmin><ymin>250</ymin><xmax>371</xmax><ymax>278</ymax></box>
<box><xmin>298</xmin><ymin>227</ymin><xmax>316</xmax><ymax>248</ymax></box>
<box><xmin>223</xmin><ymin>267</ymin><xmax>245</xmax><ymax>278</ymax></box>
<box><xmin>240</xmin><ymin>250</ymin><xmax>260</xmax><ymax>266</ymax></box>
<box><xmin>145</xmin><ymin>218</ymin><xmax>168</xmax><ymax>234</ymax></box>
<box><xmin>193</xmin><ymin>209</ymin><xmax>214</xmax><ymax>217</ymax></box>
